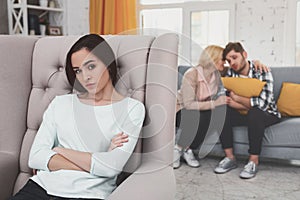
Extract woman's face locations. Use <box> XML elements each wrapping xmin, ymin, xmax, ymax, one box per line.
<box><xmin>71</xmin><ymin>48</ymin><xmax>111</xmax><ymax>95</ymax></box>
<box><xmin>215</xmin><ymin>58</ymin><xmax>225</xmax><ymax>72</ymax></box>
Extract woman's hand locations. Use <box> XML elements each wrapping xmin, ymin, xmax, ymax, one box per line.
<box><xmin>229</xmin><ymin>91</ymin><xmax>238</xmax><ymax>102</ymax></box>
<box><xmin>214</xmin><ymin>95</ymin><xmax>227</xmax><ymax>107</ymax></box>
<box><xmin>253</xmin><ymin>60</ymin><xmax>270</xmax><ymax>73</ymax></box>
<box><xmin>226</xmin><ymin>91</ymin><xmax>239</xmax><ymax>107</ymax></box>
<box><xmin>226</xmin><ymin>95</ymin><xmax>240</xmax><ymax>109</ymax></box>
<box><xmin>226</xmin><ymin>91</ymin><xmax>250</xmax><ymax>110</ymax></box>
<box><xmin>108</xmin><ymin>132</ymin><xmax>129</xmax><ymax>152</ymax></box>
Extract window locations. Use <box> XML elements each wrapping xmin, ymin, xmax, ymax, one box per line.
<box><xmin>190</xmin><ymin>10</ymin><xmax>229</xmax><ymax>64</ymax></box>
<box><xmin>138</xmin><ymin>0</ymin><xmax>235</xmax><ymax>65</ymax></box>
<box><xmin>140</xmin><ymin>0</ymin><xmax>221</xmax><ymax>4</ymax></box>
<box><xmin>140</xmin><ymin>8</ymin><xmax>182</xmax><ymax>34</ymax></box>
<box><xmin>140</xmin><ymin>0</ymin><xmax>183</xmax><ymax>5</ymax></box>
<box><xmin>296</xmin><ymin>1</ymin><xmax>300</xmax><ymax>65</ymax></box>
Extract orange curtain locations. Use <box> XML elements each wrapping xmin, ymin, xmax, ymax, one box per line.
<box><xmin>90</xmin><ymin>0</ymin><xmax>137</xmax><ymax>34</ymax></box>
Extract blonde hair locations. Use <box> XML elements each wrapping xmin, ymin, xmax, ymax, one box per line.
<box><xmin>198</xmin><ymin>45</ymin><xmax>224</xmax><ymax>69</ymax></box>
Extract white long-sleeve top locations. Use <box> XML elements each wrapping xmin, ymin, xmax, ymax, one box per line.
<box><xmin>28</xmin><ymin>94</ymin><xmax>145</xmax><ymax>199</ymax></box>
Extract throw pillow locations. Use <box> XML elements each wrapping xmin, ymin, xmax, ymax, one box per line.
<box><xmin>221</xmin><ymin>77</ymin><xmax>266</xmax><ymax>115</ymax></box>
<box><xmin>221</xmin><ymin>77</ymin><xmax>266</xmax><ymax>97</ymax></box>
<box><xmin>277</xmin><ymin>82</ymin><xmax>300</xmax><ymax>116</ymax></box>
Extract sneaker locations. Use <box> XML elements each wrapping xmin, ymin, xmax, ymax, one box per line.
<box><xmin>239</xmin><ymin>161</ymin><xmax>258</xmax><ymax>179</ymax></box>
<box><xmin>182</xmin><ymin>148</ymin><xmax>200</xmax><ymax>168</ymax></box>
<box><xmin>173</xmin><ymin>145</ymin><xmax>182</xmax><ymax>169</ymax></box>
<box><xmin>214</xmin><ymin>157</ymin><xmax>237</xmax><ymax>174</ymax></box>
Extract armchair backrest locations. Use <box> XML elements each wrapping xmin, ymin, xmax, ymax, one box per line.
<box><xmin>0</xmin><ymin>36</ymin><xmax>38</xmax><ymax>198</ymax></box>
<box><xmin>0</xmin><ymin>34</ymin><xmax>178</xmax><ymax>198</ymax></box>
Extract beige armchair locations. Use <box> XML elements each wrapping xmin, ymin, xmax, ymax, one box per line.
<box><xmin>0</xmin><ymin>34</ymin><xmax>178</xmax><ymax>200</ymax></box>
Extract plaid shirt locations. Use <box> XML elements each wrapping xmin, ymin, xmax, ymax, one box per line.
<box><xmin>226</xmin><ymin>61</ymin><xmax>281</xmax><ymax>118</ymax></box>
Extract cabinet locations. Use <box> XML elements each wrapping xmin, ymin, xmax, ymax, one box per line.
<box><xmin>7</xmin><ymin>0</ymin><xmax>66</xmax><ymax>35</ymax></box>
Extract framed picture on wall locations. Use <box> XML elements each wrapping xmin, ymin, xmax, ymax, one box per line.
<box><xmin>48</xmin><ymin>26</ymin><xmax>63</xmax><ymax>36</ymax></box>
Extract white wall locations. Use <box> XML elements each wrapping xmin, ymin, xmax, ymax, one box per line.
<box><xmin>65</xmin><ymin>0</ymin><xmax>89</xmax><ymax>35</ymax></box>
<box><xmin>235</xmin><ymin>0</ymin><xmax>296</xmax><ymax>66</ymax></box>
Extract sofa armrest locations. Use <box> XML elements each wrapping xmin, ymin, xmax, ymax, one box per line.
<box><xmin>0</xmin><ymin>152</ymin><xmax>19</xmax><ymax>200</ymax></box>
<box><xmin>107</xmin><ymin>162</ymin><xmax>176</xmax><ymax>200</ymax></box>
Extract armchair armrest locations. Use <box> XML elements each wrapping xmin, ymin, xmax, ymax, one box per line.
<box><xmin>0</xmin><ymin>151</ymin><xmax>19</xmax><ymax>200</ymax></box>
<box><xmin>107</xmin><ymin>161</ymin><xmax>176</xmax><ymax>200</ymax></box>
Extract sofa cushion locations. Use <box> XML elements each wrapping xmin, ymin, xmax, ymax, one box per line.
<box><xmin>232</xmin><ymin>118</ymin><xmax>300</xmax><ymax>147</ymax></box>
<box><xmin>264</xmin><ymin>118</ymin><xmax>300</xmax><ymax>147</ymax></box>
<box><xmin>277</xmin><ymin>82</ymin><xmax>300</xmax><ymax>116</ymax></box>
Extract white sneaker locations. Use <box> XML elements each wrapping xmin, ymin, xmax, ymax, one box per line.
<box><xmin>214</xmin><ymin>157</ymin><xmax>237</xmax><ymax>174</ymax></box>
<box><xmin>173</xmin><ymin>145</ymin><xmax>182</xmax><ymax>169</ymax></box>
<box><xmin>240</xmin><ymin>161</ymin><xmax>258</xmax><ymax>179</ymax></box>
<box><xmin>182</xmin><ymin>148</ymin><xmax>200</xmax><ymax>168</ymax></box>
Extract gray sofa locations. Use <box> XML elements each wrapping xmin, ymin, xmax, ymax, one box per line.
<box><xmin>178</xmin><ymin>65</ymin><xmax>300</xmax><ymax>161</ymax></box>
<box><xmin>0</xmin><ymin>34</ymin><xmax>178</xmax><ymax>200</ymax></box>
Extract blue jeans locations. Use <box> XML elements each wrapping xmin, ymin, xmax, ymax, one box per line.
<box><xmin>9</xmin><ymin>180</ymin><xmax>103</xmax><ymax>200</ymax></box>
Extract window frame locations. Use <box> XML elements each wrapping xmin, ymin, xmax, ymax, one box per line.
<box><xmin>296</xmin><ymin>0</ymin><xmax>300</xmax><ymax>65</ymax></box>
<box><xmin>282</xmin><ymin>0</ymin><xmax>298</xmax><ymax>65</ymax></box>
<box><xmin>137</xmin><ymin>0</ymin><xmax>236</xmax><ymax>65</ymax></box>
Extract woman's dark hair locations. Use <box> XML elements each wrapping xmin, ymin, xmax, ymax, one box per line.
<box><xmin>222</xmin><ymin>42</ymin><xmax>245</xmax><ymax>61</ymax></box>
<box><xmin>65</xmin><ymin>34</ymin><xmax>118</xmax><ymax>92</ymax></box>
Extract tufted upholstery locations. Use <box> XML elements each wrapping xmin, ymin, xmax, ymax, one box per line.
<box><xmin>0</xmin><ymin>34</ymin><xmax>178</xmax><ymax>200</ymax></box>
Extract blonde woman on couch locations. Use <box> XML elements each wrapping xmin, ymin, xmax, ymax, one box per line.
<box><xmin>10</xmin><ymin>34</ymin><xmax>145</xmax><ymax>200</ymax></box>
<box><xmin>173</xmin><ymin>45</ymin><xmax>268</xmax><ymax>169</ymax></box>
<box><xmin>173</xmin><ymin>45</ymin><xmax>227</xmax><ymax>169</ymax></box>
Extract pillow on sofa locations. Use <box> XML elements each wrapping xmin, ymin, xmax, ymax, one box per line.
<box><xmin>221</xmin><ymin>77</ymin><xmax>266</xmax><ymax>97</ymax></box>
<box><xmin>221</xmin><ymin>77</ymin><xmax>266</xmax><ymax>115</ymax></box>
<box><xmin>277</xmin><ymin>82</ymin><xmax>300</xmax><ymax>116</ymax></box>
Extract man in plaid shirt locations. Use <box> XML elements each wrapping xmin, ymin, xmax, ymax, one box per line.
<box><xmin>214</xmin><ymin>42</ymin><xmax>281</xmax><ymax>179</ymax></box>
